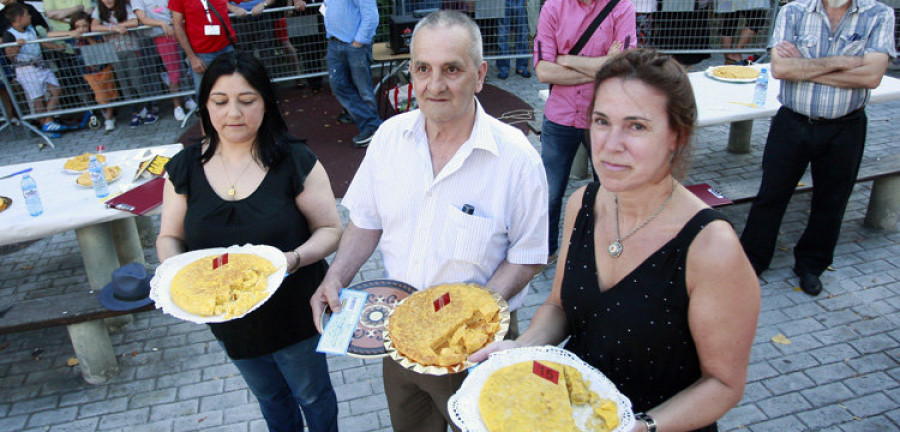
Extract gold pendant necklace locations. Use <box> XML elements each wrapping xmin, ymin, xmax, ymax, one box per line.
<box><xmin>609</xmin><ymin>180</ymin><xmax>676</xmax><ymax>258</ymax></box>
<box><xmin>219</xmin><ymin>153</ymin><xmax>254</xmax><ymax>198</ymax></box>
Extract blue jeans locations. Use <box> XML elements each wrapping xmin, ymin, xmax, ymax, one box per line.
<box><xmin>190</xmin><ymin>45</ymin><xmax>235</xmax><ymax>93</ymax></box>
<box><xmin>496</xmin><ymin>0</ymin><xmax>529</xmax><ymax>72</ymax></box>
<box><xmin>229</xmin><ymin>335</ymin><xmax>338</xmax><ymax>432</ymax></box>
<box><xmin>541</xmin><ymin>117</ymin><xmax>594</xmax><ymax>256</ymax></box>
<box><xmin>326</xmin><ymin>39</ymin><xmax>382</xmax><ymax>133</ymax></box>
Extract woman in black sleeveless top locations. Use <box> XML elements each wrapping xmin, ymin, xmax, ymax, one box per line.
<box><xmin>473</xmin><ymin>50</ymin><xmax>760</xmax><ymax>432</ymax></box>
<box><xmin>157</xmin><ymin>52</ymin><xmax>342</xmax><ymax>432</ymax></box>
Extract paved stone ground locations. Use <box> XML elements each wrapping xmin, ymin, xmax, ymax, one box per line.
<box><xmin>1</xmin><ymin>58</ymin><xmax>898</xmax><ymax>432</ymax></box>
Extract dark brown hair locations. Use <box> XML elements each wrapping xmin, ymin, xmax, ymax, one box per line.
<box><xmin>589</xmin><ymin>49</ymin><xmax>697</xmax><ymax>179</ymax></box>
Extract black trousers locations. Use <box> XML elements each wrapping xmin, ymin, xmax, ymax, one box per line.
<box><xmin>741</xmin><ymin>106</ymin><xmax>867</xmax><ymax>276</ymax></box>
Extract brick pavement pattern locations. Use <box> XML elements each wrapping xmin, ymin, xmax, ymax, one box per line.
<box><xmin>1</xmin><ymin>60</ymin><xmax>898</xmax><ymax>432</ymax></box>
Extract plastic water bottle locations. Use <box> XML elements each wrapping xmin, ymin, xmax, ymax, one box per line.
<box><xmin>88</xmin><ymin>155</ymin><xmax>109</xmax><ymax>198</ymax></box>
<box><xmin>20</xmin><ymin>174</ymin><xmax>43</xmax><ymax>216</ymax></box>
<box><xmin>753</xmin><ymin>68</ymin><xmax>768</xmax><ymax>107</ymax></box>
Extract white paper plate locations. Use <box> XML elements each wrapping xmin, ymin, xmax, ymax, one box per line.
<box><xmin>705</xmin><ymin>66</ymin><xmax>759</xmax><ymax>83</ymax></box>
<box><xmin>149</xmin><ymin>244</ymin><xmax>288</xmax><ymax>324</ymax></box>
<box><xmin>448</xmin><ymin>345</ymin><xmax>635</xmax><ymax>432</ymax></box>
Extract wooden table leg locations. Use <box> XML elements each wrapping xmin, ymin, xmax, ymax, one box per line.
<box><xmin>864</xmin><ymin>176</ymin><xmax>900</xmax><ymax>231</ymax></box>
<box><xmin>727</xmin><ymin>120</ymin><xmax>753</xmax><ymax>154</ymax></box>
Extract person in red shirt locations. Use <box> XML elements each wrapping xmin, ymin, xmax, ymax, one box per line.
<box><xmin>168</xmin><ymin>0</ymin><xmax>241</xmax><ymax>91</ymax></box>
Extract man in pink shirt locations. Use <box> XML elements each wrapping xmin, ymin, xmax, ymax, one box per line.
<box><xmin>534</xmin><ymin>0</ymin><xmax>634</xmax><ymax>259</ymax></box>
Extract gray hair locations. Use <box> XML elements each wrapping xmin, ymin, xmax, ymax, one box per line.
<box><xmin>411</xmin><ymin>10</ymin><xmax>483</xmax><ymax>66</ymax></box>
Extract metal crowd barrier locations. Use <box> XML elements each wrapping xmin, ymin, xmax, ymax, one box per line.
<box><xmin>0</xmin><ymin>28</ymin><xmax>195</xmax><ymax>148</ymax></box>
<box><xmin>0</xmin><ymin>0</ymin><xmax>829</xmax><ymax>147</ymax></box>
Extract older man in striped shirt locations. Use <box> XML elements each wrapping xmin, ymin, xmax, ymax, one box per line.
<box><xmin>310</xmin><ymin>10</ymin><xmax>548</xmax><ymax>431</ymax></box>
<box><xmin>741</xmin><ymin>0</ymin><xmax>896</xmax><ymax>296</ymax></box>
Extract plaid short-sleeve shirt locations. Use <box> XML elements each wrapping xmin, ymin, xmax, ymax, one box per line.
<box><xmin>770</xmin><ymin>0</ymin><xmax>896</xmax><ymax>119</ymax></box>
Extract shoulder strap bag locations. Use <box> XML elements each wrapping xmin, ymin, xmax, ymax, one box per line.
<box><xmin>545</xmin><ymin>0</ymin><xmax>622</xmax><ymax>95</ymax></box>
<box><xmin>207</xmin><ymin>0</ymin><xmax>241</xmax><ymax>50</ymax></box>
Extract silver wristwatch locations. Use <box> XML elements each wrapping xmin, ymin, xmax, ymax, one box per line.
<box><xmin>635</xmin><ymin>412</ymin><xmax>657</xmax><ymax>432</ymax></box>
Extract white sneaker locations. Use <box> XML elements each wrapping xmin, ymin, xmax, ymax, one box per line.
<box><xmin>104</xmin><ymin>119</ymin><xmax>115</xmax><ymax>132</ymax></box>
<box><xmin>174</xmin><ymin>106</ymin><xmax>186</xmax><ymax>121</ymax></box>
<box><xmin>184</xmin><ymin>98</ymin><xmax>198</xmax><ymax>111</ymax></box>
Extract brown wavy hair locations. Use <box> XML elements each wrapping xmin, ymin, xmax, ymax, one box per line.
<box><xmin>589</xmin><ymin>49</ymin><xmax>697</xmax><ymax>179</ymax></box>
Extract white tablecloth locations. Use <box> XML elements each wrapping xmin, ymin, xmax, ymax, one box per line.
<box><xmin>0</xmin><ymin>144</ymin><xmax>183</xmax><ymax>246</ymax></box>
<box><xmin>538</xmin><ymin>64</ymin><xmax>900</xmax><ymax>128</ymax></box>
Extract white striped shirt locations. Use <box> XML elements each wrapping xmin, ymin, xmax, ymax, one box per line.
<box><xmin>341</xmin><ymin>100</ymin><xmax>549</xmax><ymax>311</ymax></box>
<box><xmin>770</xmin><ymin>0</ymin><xmax>897</xmax><ymax>119</ymax></box>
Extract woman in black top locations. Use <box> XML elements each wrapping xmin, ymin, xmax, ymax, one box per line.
<box><xmin>157</xmin><ymin>52</ymin><xmax>342</xmax><ymax>432</ymax></box>
<box><xmin>473</xmin><ymin>50</ymin><xmax>760</xmax><ymax>432</ymax></box>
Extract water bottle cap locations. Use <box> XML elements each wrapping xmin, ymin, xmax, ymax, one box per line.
<box><xmin>760</xmin><ymin>68</ymin><xmax>767</xmax><ymax>73</ymax></box>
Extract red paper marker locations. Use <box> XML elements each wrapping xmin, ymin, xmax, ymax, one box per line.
<box><xmin>213</xmin><ymin>253</ymin><xmax>229</xmax><ymax>269</ymax></box>
<box><xmin>532</xmin><ymin>361</ymin><xmax>560</xmax><ymax>384</ymax></box>
<box><xmin>433</xmin><ymin>292</ymin><xmax>451</xmax><ymax>312</ymax></box>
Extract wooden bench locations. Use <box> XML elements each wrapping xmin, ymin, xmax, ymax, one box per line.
<box><xmin>0</xmin><ymin>288</ymin><xmax>154</xmax><ymax>384</ymax></box>
<box><xmin>696</xmin><ymin>154</ymin><xmax>900</xmax><ymax>230</ymax></box>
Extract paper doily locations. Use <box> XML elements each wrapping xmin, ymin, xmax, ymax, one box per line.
<box><xmin>149</xmin><ymin>244</ymin><xmax>287</xmax><ymax>324</ymax></box>
<box><xmin>448</xmin><ymin>345</ymin><xmax>635</xmax><ymax>432</ymax></box>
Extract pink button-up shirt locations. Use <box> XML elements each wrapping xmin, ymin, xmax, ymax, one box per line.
<box><xmin>534</xmin><ymin>0</ymin><xmax>636</xmax><ymax>130</ymax></box>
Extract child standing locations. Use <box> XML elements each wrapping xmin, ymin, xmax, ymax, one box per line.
<box><xmin>132</xmin><ymin>0</ymin><xmax>192</xmax><ymax>121</ymax></box>
<box><xmin>59</xmin><ymin>11</ymin><xmax>118</xmax><ymax>131</ymax></box>
<box><xmin>91</xmin><ymin>0</ymin><xmax>159</xmax><ymax>127</ymax></box>
<box><xmin>2</xmin><ymin>3</ymin><xmax>66</xmax><ymax>137</ymax></box>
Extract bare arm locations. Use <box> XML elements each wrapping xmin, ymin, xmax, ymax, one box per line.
<box><xmin>554</xmin><ymin>41</ymin><xmax>623</xmax><ymax>78</ymax></box>
<box><xmin>45</xmin><ymin>5</ymin><xmax>91</xmax><ymax>21</ymax></box>
<box><xmin>470</xmin><ymin>187</ymin><xmax>587</xmax><ymax>362</ymax></box>
<box><xmin>286</xmin><ymin>162</ymin><xmax>342</xmax><ymax>272</ymax></box>
<box><xmin>809</xmin><ymin>52</ymin><xmax>890</xmax><ymax>89</ymax></box>
<box><xmin>228</xmin><ymin>2</ymin><xmax>248</xmax><ymax>17</ymax></box>
<box><xmin>770</xmin><ymin>40</ymin><xmax>863</xmax><ymax>81</ymax></box>
<box><xmin>135</xmin><ymin>10</ymin><xmax>175</xmax><ymax>36</ymax></box>
<box><xmin>171</xmin><ymin>11</ymin><xmax>205</xmax><ymax>74</ymax></box>
<box><xmin>484</xmin><ymin>261</ymin><xmax>542</xmax><ymax>302</ymax></box>
<box><xmin>156</xmin><ymin>179</ymin><xmax>189</xmax><ymax>263</ymax></box>
<box><xmin>535</xmin><ymin>60</ymin><xmax>594</xmax><ymax>85</ymax></box>
<box><xmin>4</xmin><ymin>44</ymin><xmax>19</xmax><ymax>60</ymax></box>
<box><xmin>640</xmin><ymin>220</ymin><xmax>760</xmax><ymax>432</ymax></box>
<box><xmin>309</xmin><ymin>221</ymin><xmax>382</xmax><ymax>333</ymax></box>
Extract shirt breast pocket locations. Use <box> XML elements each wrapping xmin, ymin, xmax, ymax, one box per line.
<box><xmin>794</xmin><ymin>34</ymin><xmax>818</xmax><ymax>58</ymax></box>
<box><xmin>445</xmin><ymin>204</ymin><xmax>494</xmax><ymax>265</ymax></box>
<box><xmin>838</xmin><ymin>34</ymin><xmax>865</xmax><ymax>56</ymax></box>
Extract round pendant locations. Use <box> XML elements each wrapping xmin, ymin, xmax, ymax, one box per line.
<box><xmin>228</xmin><ymin>187</ymin><xmax>236</xmax><ymax>197</ymax></box>
<box><xmin>608</xmin><ymin>241</ymin><xmax>623</xmax><ymax>258</ymax></box>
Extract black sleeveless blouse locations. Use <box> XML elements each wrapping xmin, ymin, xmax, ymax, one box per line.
<box><xmin>166</xmin><ymin>142</ymin><xmax>326</xmax><ymax>360</ymax></box>
<box><xmin>561</xmin><ymin>182</ymin><xmax>724</xmax><ymax>432</ymax></box>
